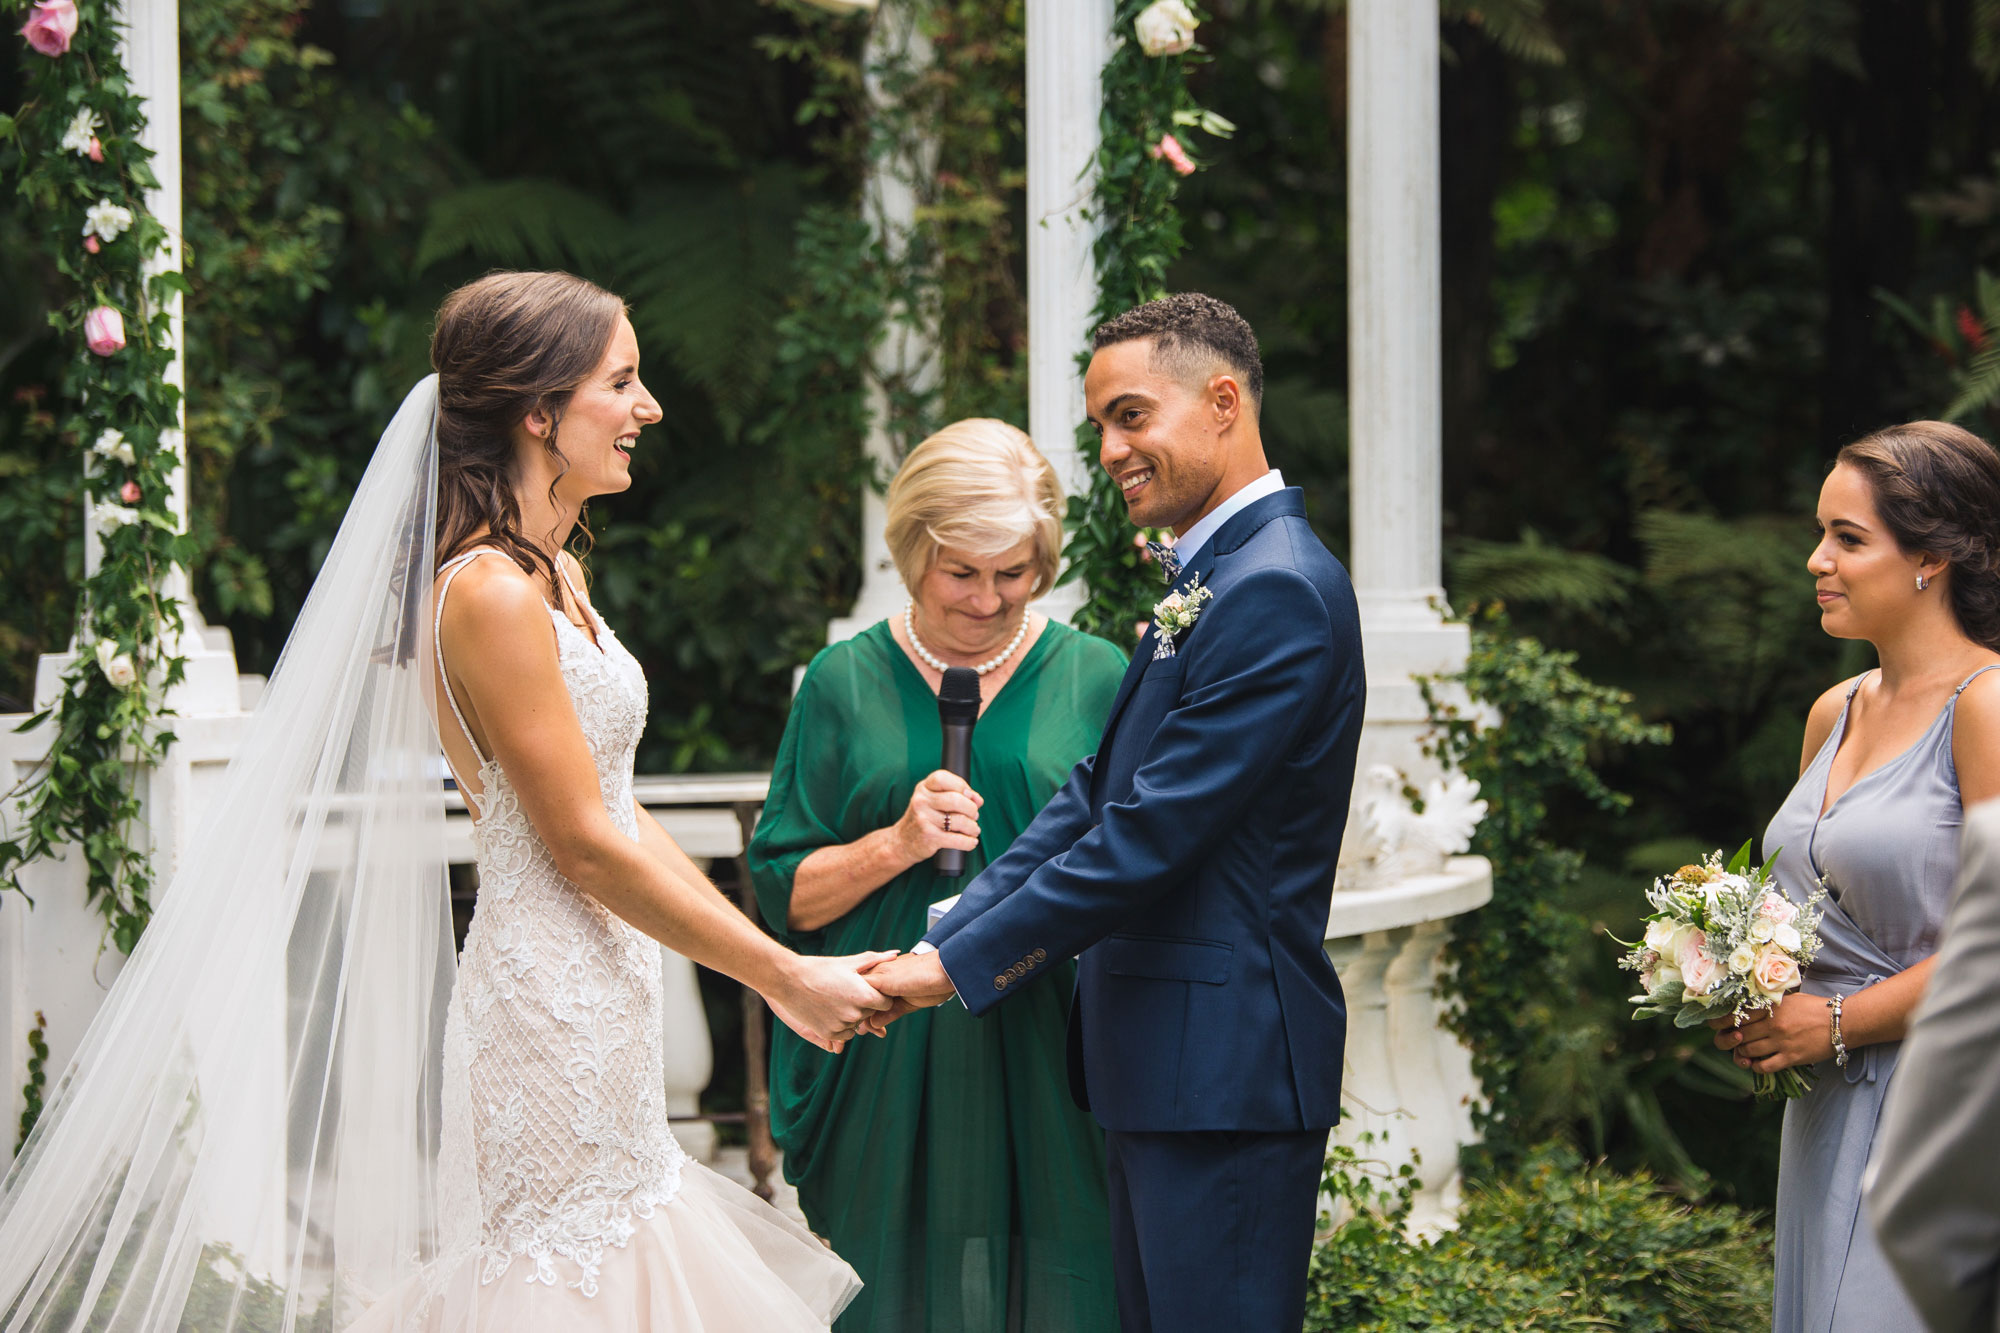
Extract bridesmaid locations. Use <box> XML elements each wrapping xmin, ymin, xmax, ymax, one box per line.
<box><xmin>1714</xmin><ymin>421</ymin><xmax>2000</xmax><ymax>1332</ymax></box>
<box><xmin>749</xmin><ymin>419</ymin><xmax>1127</xmax><ymax>1333</ymax></box>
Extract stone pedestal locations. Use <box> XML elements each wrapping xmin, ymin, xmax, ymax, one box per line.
<box><xmin>1323</xmin><ymin>857</ymin><xmax>1491</xmax><ymax>1237</ymax></box>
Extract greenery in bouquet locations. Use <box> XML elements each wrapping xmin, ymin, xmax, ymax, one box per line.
<box><xmin>1620</xmin><ymin>841</ymin><xmax>1825</xmax><ymax>1100</ymax></box>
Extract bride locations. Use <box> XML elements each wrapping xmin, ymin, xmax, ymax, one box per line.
<box><xmin>0</xmin><ymin>271</ymin><xmax>881</xmax><ymax>1330</ymax></box>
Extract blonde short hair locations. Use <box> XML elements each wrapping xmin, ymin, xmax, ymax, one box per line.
<box><xmin>885</xmin><ymin>419</ymin><xmax>1065</xmax><ymax>599</ymax></box>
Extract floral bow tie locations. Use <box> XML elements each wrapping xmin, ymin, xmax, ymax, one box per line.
<box><xmin>1146</xmin><ymin>539</ymin><xmax>1182</xmax><ymax>584</ymax></box>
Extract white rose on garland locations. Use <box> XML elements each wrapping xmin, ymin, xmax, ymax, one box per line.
<box><xmin>90</xmin><ymin>427</ymin><xmax>134</xmax><ymax>465</ymax></box>
<box><xmin>94</xmin><ymin>639</ymin><xmax>138</xmax><ymax>690</ymax></box>
<box><xmin>83</xmin><ymin>198</ymin><xmax>133</xmax><ymax>244</ymax></box>
<box><xmin>59</xmin><ymin>106</ymin><xmax>100</xmax><ymax>156</ymax></box>
<box><xmin>94</xmin><ymin>500</ymin><xmax>140</xmax><ymax>534</ymax></box>
<box><xmin>1134</xmin><ymin>0</ymin><xmax>1199</xmax><ymax>57</ymax></box>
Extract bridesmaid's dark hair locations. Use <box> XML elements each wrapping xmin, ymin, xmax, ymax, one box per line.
<box><xmin>430</xmin><ymin>270</ymin><xmax>626</xmax><ymax>589</ymax></box>
<box><xmin>1839</xmin><ymin>420</ymin><xmax>2000</xmax><ymax>652</ymax></box>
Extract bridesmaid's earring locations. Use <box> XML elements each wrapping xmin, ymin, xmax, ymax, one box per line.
<box><xmin>1918</xmin><ymin>573</ymin><xmax>1932</xmax><ymax>592</ymax></box>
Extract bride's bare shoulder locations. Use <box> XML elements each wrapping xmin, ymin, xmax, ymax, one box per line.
<box><xmin>437</xmin><ymin>553</ymin><xmax>551</xmax><ymax>646</ymax></box>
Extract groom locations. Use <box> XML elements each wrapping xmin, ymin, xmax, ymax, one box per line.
<box><xmin>867</xmin><ymin>293</ymin><xmax>1365</xmax><ymax>1332</ymax></box>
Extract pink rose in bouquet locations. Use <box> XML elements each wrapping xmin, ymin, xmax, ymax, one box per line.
<box><xmin>1756</xmin><ymin>891</ymin><xmax>1798</xmax><ymax>926</ymax></box>
<box><xmin>1752</xmin><ymin>946</ymin><xmax>1800</xmax><ymax>997</ymax></box>
<box><xmin>1678</xmin><ymin>932</ymin><xmax>1720</xmax><ymax>996</ymax></box>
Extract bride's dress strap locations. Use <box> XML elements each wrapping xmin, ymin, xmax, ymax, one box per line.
<box><xmin>551</xmin><ymin>551</ymin><xmax>594</xmax><ymax>623</ymax></box>
<box><xmin>434</xmin><ymin>548</ymin><xmax>504</xmax><ymax>813</ymax></box>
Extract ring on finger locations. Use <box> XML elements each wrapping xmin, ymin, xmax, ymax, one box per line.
<box><xmin>944</xmin><ymin>813</ymin><xmax>953</xmax><ymax>833</ymax></box>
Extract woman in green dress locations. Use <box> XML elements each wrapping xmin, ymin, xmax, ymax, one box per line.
<box><xmin>750</xmin><ymin>419</ymin><xmax>1128</xmax><ymax>1333</ymax></box>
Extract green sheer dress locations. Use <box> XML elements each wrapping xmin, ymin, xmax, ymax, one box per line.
<box><xmin>749</xmin><ymin>619</ymin><xmax>1127</xmax><ymax>1333</ymax></box>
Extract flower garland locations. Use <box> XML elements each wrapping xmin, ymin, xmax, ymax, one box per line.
<box><xmin>1</xmin><ymin>0</ymin><xmax>192</xmax><ymax>956</ymax></box>
<box><xmin>1062</xmin><ymin>0</ymin><xmax>1229</xmax><ymax>643</ymax></box>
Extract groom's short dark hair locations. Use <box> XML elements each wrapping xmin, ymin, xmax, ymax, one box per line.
<box><xmin>1094</xmin><ymin>293</ymin><xmax>1264</xmax><ymax>414</ymax></box>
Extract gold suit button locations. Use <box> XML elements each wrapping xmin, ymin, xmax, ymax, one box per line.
<box><xmin>995</xmin><ymin>975</ymin><xmax>1009</xmax><ymax>989</ymax></box>
<box><xmin>1032</xmin><ymin>948</ymin><xmax>1048</xmax><ymax>962</ymax></box>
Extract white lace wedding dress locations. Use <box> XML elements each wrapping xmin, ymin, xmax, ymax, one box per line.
<box><xmin>348</xmin><ymin>548</ymin><xmax>860</xmax><ymax>1331</ymax></box>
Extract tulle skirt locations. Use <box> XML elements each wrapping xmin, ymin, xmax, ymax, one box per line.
<box><xmin>345</xmin><ymin>1162</ymin><xmax>861</xmax><ymax>1332</ymax></box>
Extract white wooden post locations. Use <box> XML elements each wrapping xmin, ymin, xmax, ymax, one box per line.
<box><xmin>1345</xmin><ymin>0</ymin><xmax>1467</xmax><ymax>781</ymax></box>
<box><xmin>1330</xmin><ymin>0</ymin><xmax>1489</xmax><ymax>1235</ymax></box>
<box><xmin>829</xmin><ymin>4</ymin><xmax>938</xmax><ymax>643</ymax></box>
<box><xmin>4</xmin><ymin>0</ymin><xmax>256</xmax><ymax>1179</ymax></box>
<box><xmin>1023</xmin><ymin>0</ymin><xmax>1112</xmax><ymax>625</ymax></box>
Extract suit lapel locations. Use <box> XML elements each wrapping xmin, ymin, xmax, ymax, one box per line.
<box><xmin>1086</xmin><ymin>488</ymin><xmax>1308</xmax><ymax>775</ymax></box>
<box><xmin>1088</xmin><ymin>486</ymin><xmax>1304</xmax><ymax>756</ymax></box>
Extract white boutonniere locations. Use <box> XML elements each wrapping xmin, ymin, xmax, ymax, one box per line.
<box><xmin>1151</xmin><ymin>575</ymin><xmax>1213</xmax><ymax>659</ymax></box>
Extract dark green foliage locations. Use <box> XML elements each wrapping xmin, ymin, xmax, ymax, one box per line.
<box><xmin>1306</xmin><ymin>1145</ymin><xmax>1773</xmax><ymax>1332</ymax></box>
<box><xmin>2</xmin><ymin>0</ymin><xmax>199</xmax><ymax>950</ymax></box>
<box><xmin>1065</xmin><ymin>0</ymin><xmax>1225</xmax><ymax>643</ymax></box>
<box><xmin>16</xmin><ymin>1009</ymin><xmax>46</xmax><ymax>1151</ymax></box>
<box><xmin>1422</xmin><ymin>611</ymin><xmax>1682</xmax><ymax>1170</ymax></box>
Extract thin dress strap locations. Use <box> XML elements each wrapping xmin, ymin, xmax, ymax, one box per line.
<box><xmin>1955</xmin><ymin>663</ymin><xmax>2000</xmax><ymax>695</ymax></box>
<box><xmin>434</xmin><ymin>548</ymin><xmax>501</xmax><ymax>813</ymax></box>
<box><xmin>551</xmin><ymin>554</ymin><xmax>592</xmax><ymax>626</ymax></box>
<box><xmin>1846</xmin><ymin>671</ymin><xmax>1873</xmax><ymax>703</ymax></box>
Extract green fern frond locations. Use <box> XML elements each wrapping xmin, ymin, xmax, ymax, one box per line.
<box><xmin>617</xmin><ymin>167</ymin><xmax>808</xmax><ymax>434</ymax></box>
<box><xmin>1448</xmin><ymin>530</ymin><xmax>1638</xmax><ymax>616</ymax></box>
<box><xmin>1442</xmin><ymin>0</ymin><xmax>1564</xmax><ymax>66</ymax></box>
<box><xmin>1975</xmin><ymin>0</ymin><xmax>2000</xmax><ymax>83</ymax></box>
<box><xmin>1946</xmin><ymin>338</ymin><xmax>2000</xmax><ymax>420</ymax></box>
<box><xmin>414</xmin><ymin>179</ymin><xmax>631</xmax><ymax>274</ymax></box>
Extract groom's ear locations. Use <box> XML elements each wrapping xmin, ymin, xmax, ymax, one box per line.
<box><xmin>1208</xmin><ymin>373</ymin><xmax>1244</xmax><ymax>431</ymax></box>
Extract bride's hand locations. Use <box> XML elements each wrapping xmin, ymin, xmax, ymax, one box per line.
<box><xmin>766</xmin><ymin>951</ymin><xmax>898</xmax><ymax>1053</ymax></box>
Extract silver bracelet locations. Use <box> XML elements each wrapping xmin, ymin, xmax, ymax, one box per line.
<box><xmin>1829</xmin><ymin>993</ymin><xmax>1849</xmax><ymax>1068</ymax></box>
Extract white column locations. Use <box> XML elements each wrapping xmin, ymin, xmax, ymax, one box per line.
<box><xmin>1346</xmin><ymin>0</ymin><xmax>1466</xmax><ymax>782</ymax></box>
<box><xmin>829</xmin><ymin>5</ymin><xmax>936</xmax><ymax>644</ymax></box>
<box><xmin>1023</xmin><ymin>0</ymin><xmax>1112</xmax><ymax>626</ymax></box>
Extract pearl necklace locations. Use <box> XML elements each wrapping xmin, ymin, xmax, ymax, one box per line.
<box><xmin>905</xmin><ymin>601</ymin><xmax>1029</xmax><ymax>676</ymax></box>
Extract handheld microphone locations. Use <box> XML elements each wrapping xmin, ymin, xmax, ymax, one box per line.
<box><xmin>935</xmin><ymin>666</ymin><xmax>981</xmax><ymax>877</ymax></box>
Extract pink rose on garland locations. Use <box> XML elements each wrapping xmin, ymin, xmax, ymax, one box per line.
<box><xmin>88</xmin><ymin>136</ymin><xmax>103</xmax><ymax>162</ymax></box>
<box><xmin>84</xmin><ymin>306</ymin><xmax>125</xmax><ymax>356</ymax></box>
<box><xmin>84</xmin><ymin>236</ymin><xmax>100</xmax><ymax>254</ymax></box>
<box><xmin>20</xmin><ymin>0</ymin><xmax>79</xmax><ymax>57</ymax></box>
<box><xmin>119</xmin><ymin>480</ymin><xmax>140</xmax><ymax>504</ymax></box>
<box><xmin>1149</xmin><ymin>132</ymin><xmax>1196</xmax><ymax>176</ymax></box>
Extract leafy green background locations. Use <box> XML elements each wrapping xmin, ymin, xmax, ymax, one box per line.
<box><xmin>9</xmin><ymin>0</ymin><xmax>2000</xmax><ymax>1283</ymax></box>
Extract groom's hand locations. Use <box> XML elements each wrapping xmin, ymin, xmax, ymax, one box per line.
<box><xmin>856</xmin><ymin>951</ymin><xmax>955</xmax><ymax>1035</ymax></box>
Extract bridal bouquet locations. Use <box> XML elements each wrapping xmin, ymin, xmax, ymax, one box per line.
<box><xmin>1618</xmin><ymin>842</ymin><xmax>1826</xmax><ymax>1100</ymax></box>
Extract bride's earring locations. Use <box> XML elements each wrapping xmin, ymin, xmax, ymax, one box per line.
<box><xmin>1918</xmin><ymin>573</ymin><xmax>1932</xmax><ymax>592</ymax></box>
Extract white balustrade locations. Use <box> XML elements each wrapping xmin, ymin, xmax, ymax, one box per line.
<box><xmin>1324</xmin><ymin>858</ymin><xmax>1492</xmax><ymax>1238</ymax></box>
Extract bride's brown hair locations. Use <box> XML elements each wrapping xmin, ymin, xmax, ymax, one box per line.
<box><xmin>430</xmin><ymin>270</ymin><xmax>626</xmax><ymax>592</ymax></box>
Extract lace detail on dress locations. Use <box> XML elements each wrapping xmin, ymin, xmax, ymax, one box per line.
<box><xmin>435</xmin><ymin>563</ymin><xmax>686</xmax><ymax>1299</ymax></box>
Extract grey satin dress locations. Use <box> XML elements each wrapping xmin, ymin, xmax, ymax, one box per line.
<box><xmin>1760</xmin><ymin>665</ymin><xmax>1999</xmax><ymax>1333</ymax></box>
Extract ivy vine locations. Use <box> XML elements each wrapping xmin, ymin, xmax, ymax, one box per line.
<box><xmin>16</xmin><ymin>1009</ymin><xmax>46</xmax><ymax>1150</ymax></box>
<box><xmin>1</xmin><ymin>0</ymin><xmax>192</xmax><ymax>955</ymax></box>
<box><xmin>1063</xmin><ymin>0</ymin><xmax>1230</xmax><ymax>641</ymax></box>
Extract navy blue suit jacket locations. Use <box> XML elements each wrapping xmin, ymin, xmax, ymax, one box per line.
<box><xmin>925</xmin><ymin>488</ymin><xmax>1363</xmax><ymax>1132</ymax></box>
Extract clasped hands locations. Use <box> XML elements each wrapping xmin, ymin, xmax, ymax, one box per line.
<box><xmin>778</xmin><ymin>948</ymin><xmax>956</xmax><ymax>1053</ymax></box>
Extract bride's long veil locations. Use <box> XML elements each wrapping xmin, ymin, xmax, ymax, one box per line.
<box><xmin>0</xmin><ymin>376</ymin><xmax>474</xmax><ymax>1331</ymax></box>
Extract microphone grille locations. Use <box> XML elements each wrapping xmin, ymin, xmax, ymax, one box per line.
<box><xmin>939</xmin><ymin>666</ymin><xmax>982</xmax><ymax>706</ymax></box>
